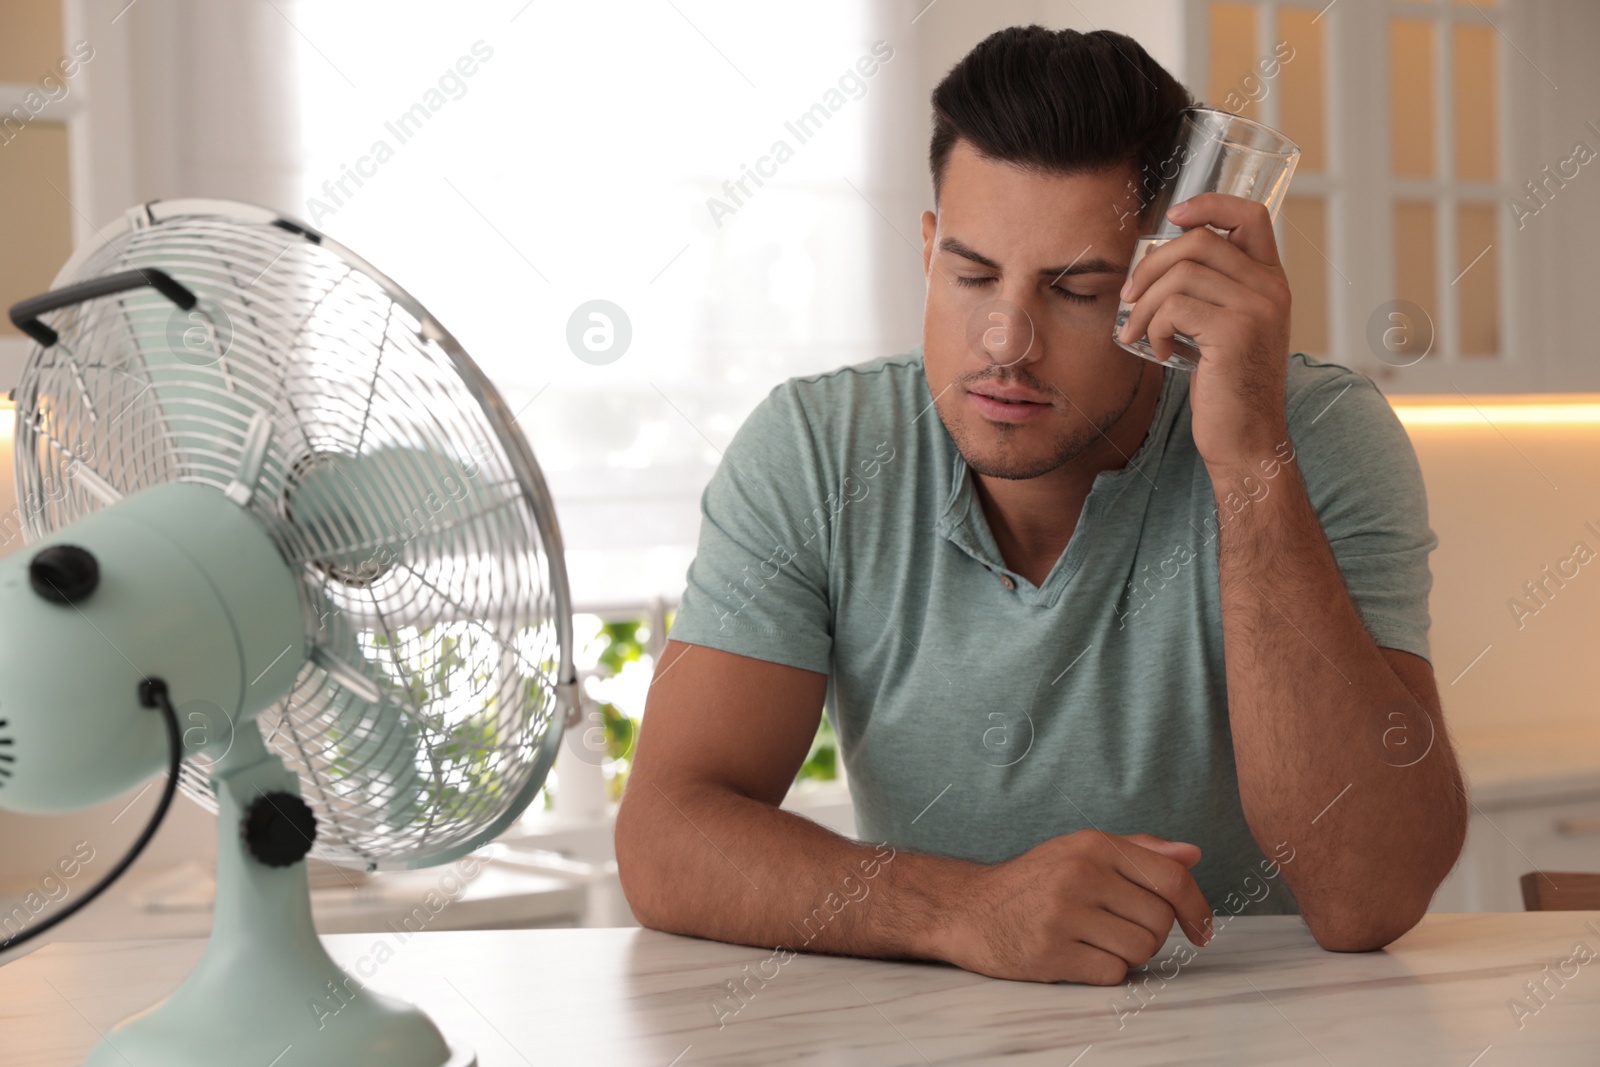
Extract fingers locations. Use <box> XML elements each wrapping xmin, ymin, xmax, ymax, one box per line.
<box><xmin>1065</xmin><ymin>941</ymin><xmax>1136</xmax><ymax>987</ymax></box>
<box><xmin>1117</xmin><ymin>260</ymin><xmax>1255</xmax><ymax>352</ymax></box>
<box><xmin>1165</xmin><ymin>193</ymin><xmax>1282</xmax><ymax>267</ymax></box>
<box><xmin>960</xmin><ymin>831</ymin><xmax>1219</xmax><ymax>984</ymax></box>
<box><xmin>1106</xmin><ymin>840</ymin><xmax>1215</xmax><ymax>947</ymax></box>
<box><xmin>1075</xmin><ymin>911</ymin><xmax>1167</xmax><ymax>973</ymax></box>
<box><xmin>1142</xmin><ymin>294</ymin><xmax>1232</xmax><ymax>365</ymax></box>
<box><xmin>1120</xmin><ymin>833</ymin><xmax>1201</xmax><ymax>868</ymax></box>
<box><xmin>1124</xmin><ymin>223</ymin><xmax>1265</xmax><ymax>304</ymax></box>
<box><xmin>1118</xmin><ymin>226</ymin><xmax>1286</xmax><ymax>364</ymax></box>
<box><xmin>1097</xmin><ymin>880</ymin><xmax>1180</xmax><ymax>951</ymax></box>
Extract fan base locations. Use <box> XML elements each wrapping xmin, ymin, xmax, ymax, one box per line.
<box><xmin>84</xmin><ymin>1030</ymin><xmax>475</xmax><ymax>1067</ymax></box>
<box><xmin>82</xmin><ymin>727</ymin><xmax>479</xmax><ymax>1067</ymax></box>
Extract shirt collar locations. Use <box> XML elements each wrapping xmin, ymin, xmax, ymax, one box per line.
<box><xmin>931</xmin><ymin>357</ymin><xmax>1185</xmax><ymax>588</ymax></box>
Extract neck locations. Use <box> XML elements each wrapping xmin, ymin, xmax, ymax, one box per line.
<box><xmin>973</xmin><ymin>359</ymin><xmax>1165</xmax><ymax>584</ymax></box>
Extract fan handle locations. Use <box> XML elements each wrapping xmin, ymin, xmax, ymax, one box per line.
<box><xmin>8</xmin><ymin>267</ymin><xmax>197</xmax><ymax>348</ymax></box>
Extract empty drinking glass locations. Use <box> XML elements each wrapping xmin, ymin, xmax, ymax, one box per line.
<box><xmin>1114</xmin><ymin>107</ymin><xmax>1301</xmax><ymax>370</ymax></box>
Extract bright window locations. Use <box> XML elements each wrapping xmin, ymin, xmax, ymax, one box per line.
<box><xmin>291</xmin><ymin>1</ymin><xmax>887</xmax><ymax>608</ymax></box>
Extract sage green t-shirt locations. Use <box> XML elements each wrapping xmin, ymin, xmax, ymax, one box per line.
<box><xmin>665</xmin><ymin>346</ymin><xmax>1436</xmax><ymax>916</ymax></box>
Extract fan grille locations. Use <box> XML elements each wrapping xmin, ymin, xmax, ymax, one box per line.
<box><xmin>0</xmin><ymin>716</ymin><xmax>14</xmax><ymax>790</ymax></box>
<box><xmin>12</xmin><ymin>203</ymin><xmax>570</xmax><ymax>870</ymax></box>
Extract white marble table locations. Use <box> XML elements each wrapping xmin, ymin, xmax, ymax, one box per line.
<box><xmin>3</xmin><ymin>913</ymin><xmax>1599</xmax><ymax>1065</ymax></box>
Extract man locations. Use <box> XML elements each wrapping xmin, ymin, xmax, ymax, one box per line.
<box><xmin>615</xmin><ymin>25</ymin><xmax>1466</xmax><ymax>986</ymax></box>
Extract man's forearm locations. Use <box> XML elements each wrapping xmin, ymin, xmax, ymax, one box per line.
<box><xmin>616</xmin><ymin>778</ymin><xmax>979</xmax><ymax>964</ymax></box>
<box><xmin>1208</xmin><ymin>445</ymin><xmax>1467</xmax><ymax>949</ymax></box>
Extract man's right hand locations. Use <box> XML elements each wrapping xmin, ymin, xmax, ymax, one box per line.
<box><xmin>936</xmin><ymin>830</ymin><xmax>1215</xmax><ymax>985</ymax></box>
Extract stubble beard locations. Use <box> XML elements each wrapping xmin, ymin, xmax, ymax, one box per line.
<box><xmin>938</xmin><ymin>368</ymin><xmax>1147</xmax><ymax>481</ymax></box>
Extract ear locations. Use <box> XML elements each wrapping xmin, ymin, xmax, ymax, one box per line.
<box><xmin>921</xmin><ymin>210</ymin><xmax>937</xmax><ymax>277</ymax></box>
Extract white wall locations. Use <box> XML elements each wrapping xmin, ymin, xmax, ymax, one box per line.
<box><xmin>1412</xmin><ymin>419</ymin><xmax>1600</xmax><ymax>739</ymax></box>
<box><xmin>1519</xmin><ymin>2</ymin><xmax>1600</xmax><ymax>392</ymax></box>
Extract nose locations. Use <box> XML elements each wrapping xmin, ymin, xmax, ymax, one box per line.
<box><xmin>965</xmin><ymin>293</ymin><xmax>1039</xmax><ymax>369</ymax></box>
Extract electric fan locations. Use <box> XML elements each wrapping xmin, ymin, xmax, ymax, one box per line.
<box><xmin>0</xmin><ymin>198</ymin><xmax>578</xmax><ymax>1066</ymax></box>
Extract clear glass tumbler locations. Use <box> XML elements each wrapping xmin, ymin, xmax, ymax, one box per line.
<box><xmin>1114</xmin><ymin>108</ymin><xmax>1301</xmax><ymax>371</ymax></box>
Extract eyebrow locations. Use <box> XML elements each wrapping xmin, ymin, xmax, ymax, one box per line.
<box><xmin>938</xmin><ymin>236</ymin><xmax>1125</xmax><ymax>278</ymax></box>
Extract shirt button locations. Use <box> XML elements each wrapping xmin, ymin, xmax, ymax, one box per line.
<box><xmin>998</xmin><ymin>573</ymin><xmax>1016</xmax><ymax>590</ymax></box>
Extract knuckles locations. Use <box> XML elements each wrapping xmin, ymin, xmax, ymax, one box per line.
<box><xmin>1131</xmin><ymin>924</ymin><xmax>1164</xmax><ymax>963</ymax></box>
<box><xmin>1082</xmin><ymin>956</ymin><xmax>1131</xmax><ymax>987</ymax></box>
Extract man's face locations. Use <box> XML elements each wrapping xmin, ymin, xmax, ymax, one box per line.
<box><xmin>921</xmin><ymin>140</ymin><xmax>1148</xmax><ymax>480</ymax></box>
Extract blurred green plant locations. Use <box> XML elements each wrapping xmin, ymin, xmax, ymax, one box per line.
<box><xmin>361</xmin><ymin>626</ymin><xmax>530</xmax><ymax>820</ymax></box>
<box><xmin>798</xmin><ymin>712</ymin><xmax>838</xmax><ymax>782</ymax></box>
<box><xmin>586</xmin><ymin>618</ymin><xmax>646</xmax><ymax>803</ymax></box>
<box><xmin>585</xmin><ymin>613</ymin><xmax>837</xmax><ymax>803</ymax></box>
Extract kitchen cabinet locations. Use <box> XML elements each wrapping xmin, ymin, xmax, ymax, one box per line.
<box><xmin>1431</xmin><ymin>724</ymin><xmax>1600</xmax><ymax>912</ymax></box>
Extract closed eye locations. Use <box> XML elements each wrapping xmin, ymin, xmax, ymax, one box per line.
<box><xmin>953</xmin><ymin>276</ymin><xmax>1097</xmax><ymax>304</ymax></box>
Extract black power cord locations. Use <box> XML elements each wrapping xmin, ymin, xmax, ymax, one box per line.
<box><xmin>0</xmin><ymin>678</ymin><xmax>184</xmax><ymax>955</ymax></box>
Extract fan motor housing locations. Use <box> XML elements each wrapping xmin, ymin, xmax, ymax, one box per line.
<box><xmin>0</xmin><ymin>482</ymin><xmax>305</xmax><ymax>812</ymax></box>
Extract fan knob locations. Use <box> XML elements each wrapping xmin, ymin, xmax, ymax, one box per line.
<box><xmin>241</xmin><ymin>792</ymin><xmax>318</xmax><ymax>868</ymax></box>
<box><xmin>28</xmin><ymin>544</ymin><xmax>100</xmax><ymax>604</ymax></box>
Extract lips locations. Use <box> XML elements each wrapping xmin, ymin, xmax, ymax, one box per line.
<box><xmin>967</xmin><ymin>385</ymin><xmax>1051</xmax><ymax>405</ymax></box>
<box><xmin>966</xmin><ymin>385</ymin><xmax>1053</xmax><ymax>424</ymax></box>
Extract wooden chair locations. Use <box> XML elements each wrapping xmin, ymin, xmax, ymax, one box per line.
<box><xmin>1520</xmin><ymin>872</ymin><xmax>1600</xmax><ymax>911</ymax></box>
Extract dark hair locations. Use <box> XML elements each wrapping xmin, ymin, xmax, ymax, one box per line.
<box><xmin>929</xmin><ymin>26</ymin><xmax>1194</xmax><ymax>218</ymax></box>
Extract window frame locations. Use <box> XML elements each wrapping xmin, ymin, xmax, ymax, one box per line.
<box><xmin>1185</xmin><ymin>0</ymin><xmax>1546</xmax><ymax>394</ymax></box>
<box><xmin>0</xmin><ymin>0</ymin><xmax>101</xmax><ymax>394</ymax></box>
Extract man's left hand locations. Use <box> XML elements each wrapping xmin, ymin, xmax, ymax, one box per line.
<box><xmin>1116</xmin><ymin>192</ymin><xmax>1293</xmax><ymax>472</ymax></box>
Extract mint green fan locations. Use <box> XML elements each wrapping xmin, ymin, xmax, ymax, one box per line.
<box><xmin>0</xmin><ymin>199</ymin><xmax>579</xmax><ymax>1067</ymax></box>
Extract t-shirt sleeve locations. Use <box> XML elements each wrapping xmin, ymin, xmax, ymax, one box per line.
<box><xmin>1286</xmin><ymin>362</ymin><xmax>1438</xmax><ymax>664</ymax></box>
<box><xmin>665</xmin><ymin>383</ymin><xmax>834</xmax><ymax>675</ymax></box>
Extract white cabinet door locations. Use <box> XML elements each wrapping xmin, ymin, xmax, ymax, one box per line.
<box><xmin>1432</xmin><ymin>791</ymin><xmax>1600</xmax><ymax>912</ymax></box>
